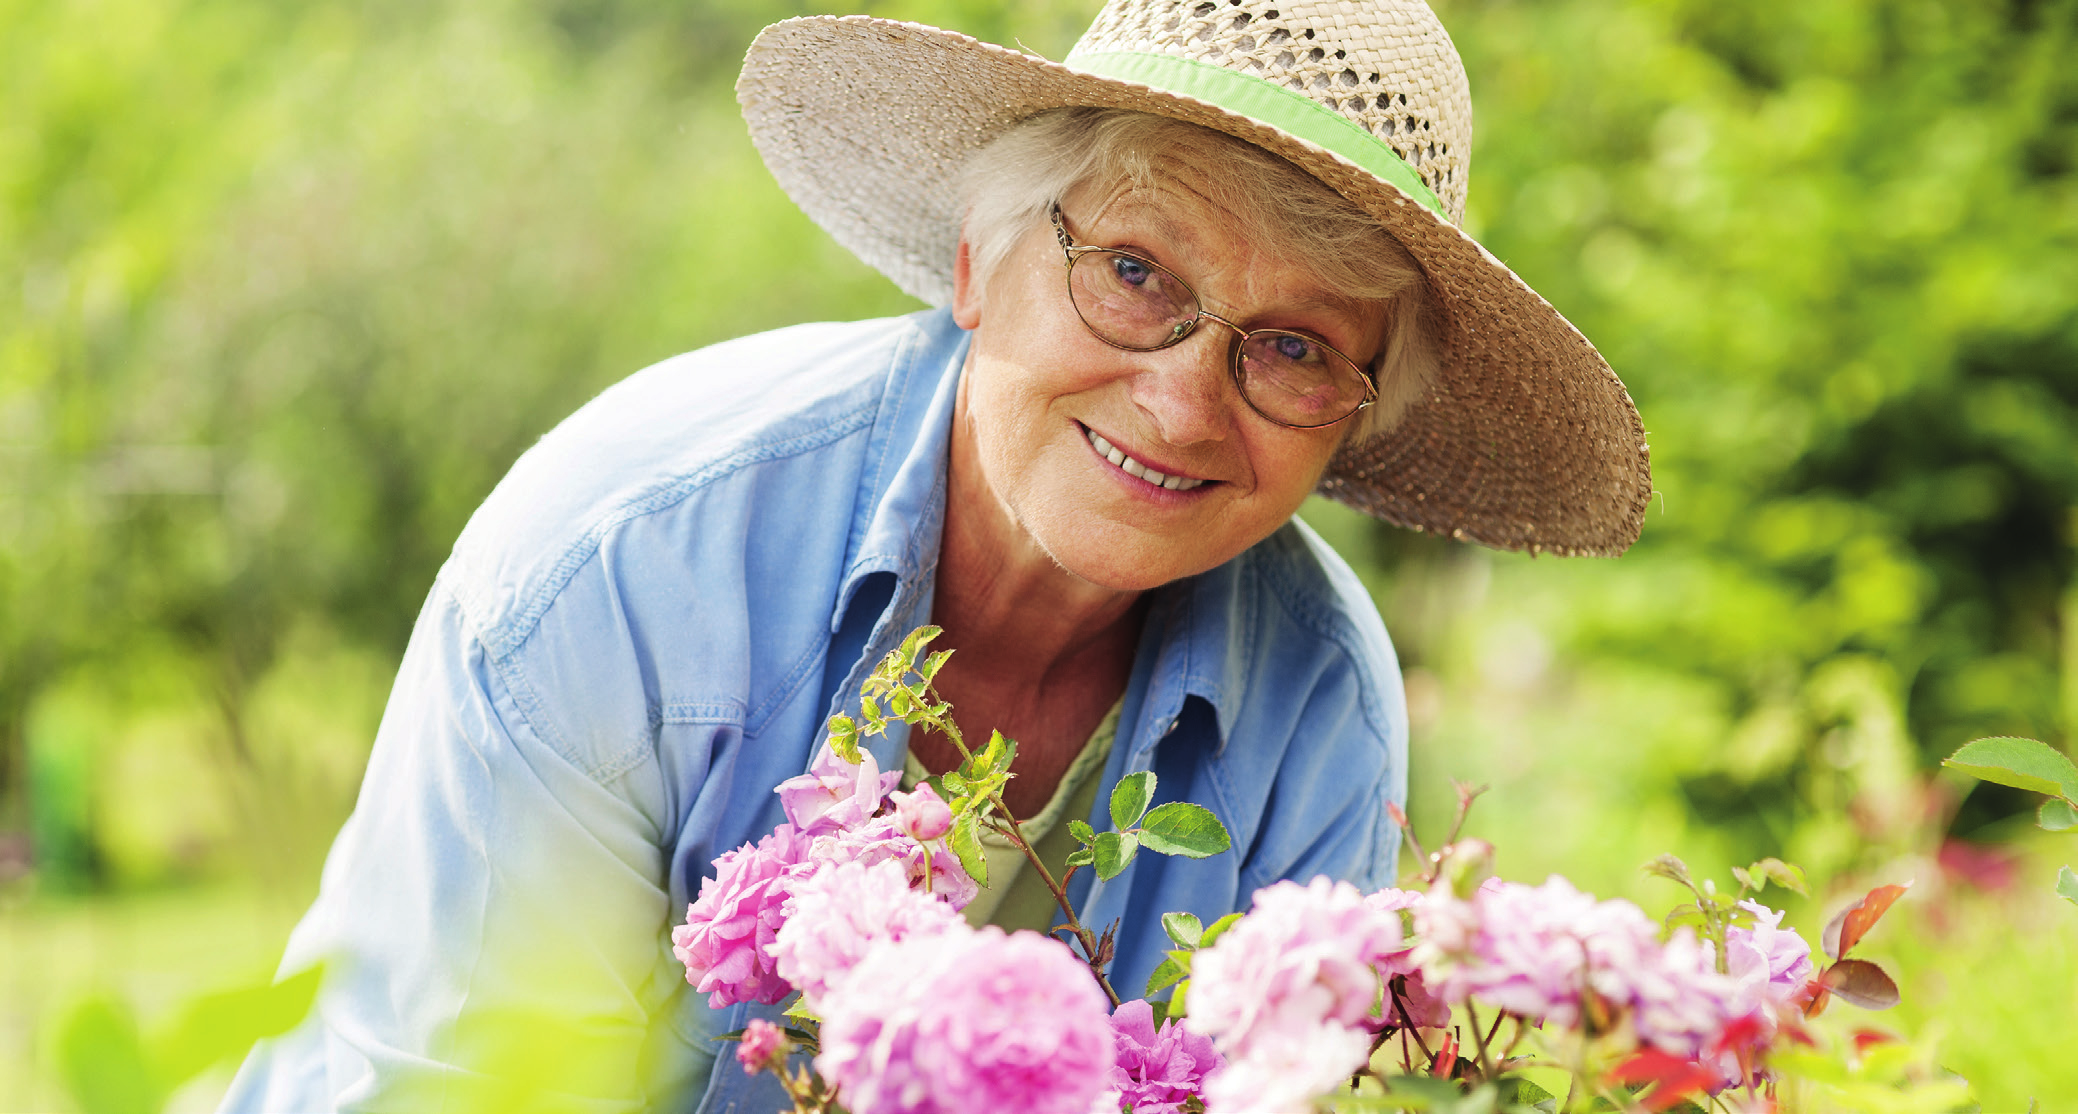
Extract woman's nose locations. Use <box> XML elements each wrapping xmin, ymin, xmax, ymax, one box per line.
<box><xmin>1129</xmin><ymin>316</ymin><xmax>1244</xmax><ymax>446</ymax></box>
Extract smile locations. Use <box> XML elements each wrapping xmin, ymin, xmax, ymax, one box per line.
<box><xmin>1083</xmin><ymin>426</ymin><xmax>1207</xmax><ymax>492</ymax></box>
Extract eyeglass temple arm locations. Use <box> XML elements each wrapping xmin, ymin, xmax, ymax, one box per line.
<box><xmin>1048</xmin><ymin>203</ymin><xmax>1076</xmax><ymax>253</ymax></box>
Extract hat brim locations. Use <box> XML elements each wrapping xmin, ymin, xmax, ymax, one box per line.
<box><xmin>737</xmin><ymin>15</ymin><xmax>1651</xmax><ymax>557</ymax></box>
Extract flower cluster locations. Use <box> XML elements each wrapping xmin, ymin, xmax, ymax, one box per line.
<box><xmin>670</xmin><ymin>746</ymin><xmax>975</xmax><ymax>1007</ymax></box>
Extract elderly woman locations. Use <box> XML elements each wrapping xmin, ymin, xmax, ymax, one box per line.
<box><xmin>226</xmin><ymin>0</ymin><xmax>1648</xmax><ymax>1110</ymax></box>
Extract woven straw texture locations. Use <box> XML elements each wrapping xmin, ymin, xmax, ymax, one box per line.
<box><xmin>737</xmin><ymin>0</ymin><xmax>1652</xmax><ymax>556</ymax></box>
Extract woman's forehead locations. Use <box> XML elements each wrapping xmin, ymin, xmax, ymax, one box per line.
<box><xmin>1066</xmin><ymin>178</ymin><xmax>1382</xmax><ymax>325</ymax></box>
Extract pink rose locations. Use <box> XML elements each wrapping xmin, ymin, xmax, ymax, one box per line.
<box><xmin>671</xmin><ymin>823</ymin><xmax>812</xmax><ymax>1006</ymax></box>
<box><xmin>735</xmin><ymin>1019</ymin><xmax>786</xmax><ymax>1075</ymax></box>
<box><xmin>892</xmin><ymin>782</ymin><xmax>954</xmax><ymax>840</ymax></box>
<box><xmin>775</xmin><ymin>744</ymin><xmax>900</xmax><ymax>835</ymax></box>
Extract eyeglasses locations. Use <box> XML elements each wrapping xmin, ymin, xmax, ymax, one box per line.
<box><xmin>1049</xmin><ymin>204</ymin><xmax>1377</xmax><ymax>430</ymax></box>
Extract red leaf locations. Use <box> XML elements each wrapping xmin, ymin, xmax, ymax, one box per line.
<box><xmin>1822</xmin><ymin>882</ymin><xmax>1910</xmax><ymax>959</ymax></box>
<box><xmin>1852</xmin><ymin>1029</ymin><xmax>1900</xmax><ymax>1055</ymax></box>
<box><xmin>1818</xmin><ymin>958</ymin><xmax>1901</xmax><ymax>1010</ymax></box>
<box><xmin>1709</xmin><ymin>1012</ymin><xmax>1767</xmax><ymax>1056</ymax></box>
<box><xmin>1608</xmin><ymin>1049</ymin><xmax>1717</xmax><ymax>1112</ymax></box>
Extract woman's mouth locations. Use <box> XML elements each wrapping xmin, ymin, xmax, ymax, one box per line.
<box><xmin>1083</xmin><ymin>426</ymin><xmax>1207</xmax><ymax>492</ymax></box>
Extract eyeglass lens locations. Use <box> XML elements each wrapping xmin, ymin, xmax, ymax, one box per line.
<box><xmin>1067</xmin><ymin>249</ymin><xmax>1370</xmax><ymax>429</ymax></box>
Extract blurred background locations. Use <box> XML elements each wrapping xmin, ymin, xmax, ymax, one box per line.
<box><xmin>3</xmin><ymin>0</ymin><xmax>2074</xmax><ymax>1107</ymax></box>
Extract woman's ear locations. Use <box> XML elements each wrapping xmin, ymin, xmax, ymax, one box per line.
<box><xmin>951</xmin><ymin>238</ymin><xmax>982</xmax><ymax>331</ymax></box>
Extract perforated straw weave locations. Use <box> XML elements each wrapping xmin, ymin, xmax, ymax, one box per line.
<box><xmin>737</xmin><ymin>0</ymin><xmax>1652</xmax><ymax>557</ymax></box>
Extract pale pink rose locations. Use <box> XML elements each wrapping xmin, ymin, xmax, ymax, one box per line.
<box><xmin>735</xmin><ymin>1019</ymin><xmax>786</xmax><ymax>1075</ymax></box>
<box><xmin>817</xmin><ymin>927</ymin><xmax>1114</xmax><ymax>1114</ymax></box>
<box><xmin>1187</xmin><ymin>878</ymin><xmax>1404</xmax><ymax>1113</ymax></box>
<box><xmin>811</xmin><ymin>816</ymin><xmax>979</xmax><ymax>910</ymax></box>
<box><xmin>671</xmin><ymin>823</ymin><xmax>813</xmax><ymax>1006</ymax></box>
<box><xmin>771</xmin><ymin>858</ymin><xmax>961</xmax><ymax>1002</ymax></box>
<box><xmin>775</xmin><ymin>744</ymin><xmax>900</xmax><ymax>835</ymax></box>
<box><xmin>892</xmin><ymin>782</ymin><xmax>954</xmax><ymax>840</ymax></box>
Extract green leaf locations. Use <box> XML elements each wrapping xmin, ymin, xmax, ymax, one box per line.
<box><xmin>900</xmin><ymin>624</ymin><xmax>943</xmax><ymax>663</ymax></box>
<box><xmin>919</xmin><ymin>647</ymin><xmax>954</xmax><ymax>682</ymax></box>
<box><xmin>826</xmin><ymin>714</ymin><xmax>861</xmax><ymax>764</ymax></box>
<box><xmin>859</xmin><ymin>694</ymin><xmax>882</xmax><ymax>725</ymax></box>
<box><xmin>2040</xmin><ymin>797</ymin><xmax>2078</xmax><ymax>832</ymax></box>
<box><xmin>1093</xmin><ymin>831</ymin><xmax>1139</xmax><ymax>880</ymax></box>
<box><xmin>1197</xmin><ymin>912</ymin><xmax>1244</xmax><ymax>948</ymax></box>
<box><xmin>149</xmin><ymin>965</ymin><xmax>324</xmax><ymax>1086</ymax></box>
<box><xmin>939</xmin><ymin>769</ymin><xmax>969</xmax><ymax>796</ymax></box>
<box><xmin>1943</xmin><ymin>736</ymin><xmax>2078</xmax><ymax>800</ymax></box>
<box><xmin>1068</xmin><ymin>818</ymin><xmax>1095</xmax><ymax>844</ymax></box>
<box><xmin>950</xmin><ymin>811</ymin><xmax>987</xmax><ymax>888</ymax></box>
<box><xmin>1065</xmin><ymin>848</ymin><xmax>1095</xmax><ymax>869</ymax></box>
<box><xmin>2058</xmin><ymin>865</ymin><xmax>2078</xmax><ymax>906</ymax></box>
<box><xmin>55</xmin><ymin>996</ymin><xmax>163</xmax><ymax>1114</ymax></box>
<box><xmin>1161</xmin><ymin>911</ymin><xmax>1204</xmax><ymax>948</ymax></box>
<box><xmin>782</xmin><ymin>996</ymin><xmax>821</xmax><ymax>1022</ymax></box>
<box><xmin>1745</xmin><ymin>857</ymin><xmax>1810</xmax><ymax>897</ymax></box>
<box><xmin>1137</xmin><ymin>802</ymin><xmax>1231</xmax><ymax>858</ymax></box>
<box><xmin>1144</xmin><ymin>954</ymin><xmax>1188</xmax><ymax>996</ymax></box>
<box><xmin>1110</xmin><ymin>771</ymin><xmax>1156</xmax><ymax>831</ymax></box>
<box><xmin>888</xmin><ymin>687</ymin><xmax>912</xmax><ymax>716</ymax></box>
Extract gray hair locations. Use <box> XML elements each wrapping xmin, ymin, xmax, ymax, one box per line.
<box><xmin>956</xmin><ymin>107</ymin><xmax>1438</xmax><ymax>440</ymax></box>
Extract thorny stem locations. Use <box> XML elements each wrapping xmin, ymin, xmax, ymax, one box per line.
<box><xmin>1388</xmin><ymin>982</ymin><xmax>1436</xmax><ymax>1063</ymax></box>
<box><xmin>911</xmin><ymin>675</ymin><xmax>1121</xmax><ymax>1007</ymax></box>
<box><xmin>1387</xmin><ymin>803</ymin><xmax>1434</xmax><ymax>885</ymax></box>
<box><xmin>1442</xmin><ymin>781</ymin><xmax>1490</xmax><ymax>850</ymax></box>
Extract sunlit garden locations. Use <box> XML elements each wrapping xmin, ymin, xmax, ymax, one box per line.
<box><xmin>3</xmin><ymin>0</ymin><xmax>2075</xmax><ymax>1109</ymax></box>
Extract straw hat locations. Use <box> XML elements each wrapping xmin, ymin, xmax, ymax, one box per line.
<box><xmin>737</xmin><ymin>0</ymin><xmax>1651</xmax><ymax>557</ymax></box>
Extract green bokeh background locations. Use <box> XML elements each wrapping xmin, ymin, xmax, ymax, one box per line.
<box><xmin>3</xmin><ymin>0</ymin><xmax>2075</xmax><ymax>1107</ymax></box>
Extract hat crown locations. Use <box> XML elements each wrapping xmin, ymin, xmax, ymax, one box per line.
<box><xmin>1072</xmin><ymin>0</ymin><xmax>1471</xmax><ymax>223</ymax></box>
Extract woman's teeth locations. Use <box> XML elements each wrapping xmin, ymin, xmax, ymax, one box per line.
<box><xmin>1085</xmin><ymin>428</ymin><xmax>1206</xmax><ymax>492</ymax></box>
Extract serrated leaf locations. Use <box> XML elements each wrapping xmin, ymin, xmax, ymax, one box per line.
<box><xmin>2040</xmin><ymin>798</ymin><xmax>2078</xmax><ymax>832</ymax></box>
<box><xmin>1642</xmin><ymin>853</ymin><xmax>1694</xmax><ymax>888</ymax></box>
<box><xmin>1198</xmin><ymin>912</ymin><xmax>1244</xmax><ymax>948</ymax></box>
<box><xmin>1065</xmin><ymin>848</ymin><xmax>1095</xmax><ymax>869</ymax></box>
<box><xmin>1093</xmin><ymin>831</ymin><xmax>1139</xmax><ymax>880</ymax></box>
<box><xmin>1943</xmin><ymin>736</ymin><xmax>2078</xmax><ymax>800</ymax></box>
<box><xmin>1137</xmin><ymin>802</ymin><xmax>1231</xmax><ymax>858</ymax></box>
<box><xmin>2058</xmin><ymin>865</ymin><xmax>2078</xmax><ymax>906</ymax></box>
<box><xmin>919</xmin><ymin>648</ymin><xmax>954</xmax><ymax>682</ymax></box>
<box><xmin>939</xmin><ymin>769</ymin><xmax>969</xmax><ymax>795</ymax></box>
<box><xmin>1068</xmin><ymin>818</ymin><xmax>1095</xmax><ymax>844</ymax></box>
<box><xmin>826</xmin><ymin>715</ymin><xmax>861</xmax><ymax>764</ymax></box>
<box><xmin>899</xmin><ymin>624</ymin><xmax>942</xmax><ymax>662</ymax></box>
<box><xmin>1818</xmin><ymin>958</ymin><xmax>1900</xmax><ymax>1010</ymax></box>
<box><xmin>1161</xmin><ymin>911</ymin><xmax>1204</xmax><ymax>948</ymax></box>
<box><xmin>1663</xmin><ymin>902</ymin><xmax>1706</xmax><ymax>931</ymax></box>
<box><xmin>888</xmin><ymin>687</ymin><xmax>912</xmax><ymax>716</ymax></box>
<box><xmin>950</xmin><ymin>811</ymin><xmax>987</xmax><ymax>888</ymax></box>
<box><xmin>860</xmin><ymin>694</ymin><xmax>882</xmax><ymax>724</ymax></box>
<box><xmin>782</xmin><ymin>996</ymin><xmax>821</xmax><ymax>1022</ymax></box>
<box><xmin>1145</xmin><ymin>955</ymin><xmax>1188</xmax><ymax>996</ymax></box>
<box><xmin>1111</xmin><ymin>771</ymin><xmax>1156</xmax><ymax>831</ymax></box>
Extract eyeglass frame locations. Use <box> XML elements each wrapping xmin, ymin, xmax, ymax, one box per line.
<box><xmin>1047</xmin><ymin>203</ymin><xmax>1378</xmax><ymax>431</ymax></box>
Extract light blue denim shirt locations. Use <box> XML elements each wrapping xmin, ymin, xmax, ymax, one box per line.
<box><xmin>224</xmin><ymin>308</ymin><xmax>1407</xmax><ymax>1114</ymax></box>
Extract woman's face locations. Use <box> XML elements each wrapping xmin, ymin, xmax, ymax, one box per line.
<box><xmin>950</xmin><ymin>174</ymin><xmax>1388</xmax><ymax>593</ymax></box>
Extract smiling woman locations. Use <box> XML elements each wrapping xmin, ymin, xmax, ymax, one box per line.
<box><xmin>223</xmin><ymin>1</ymin><xmax>1650</xmax><ymax>1111</ymax></box>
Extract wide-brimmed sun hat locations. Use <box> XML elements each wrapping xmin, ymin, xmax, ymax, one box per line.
<box><xmin>736</xmin><ymin>0</ymin><xmax>1651</xmax><ymax>557</ymax></box>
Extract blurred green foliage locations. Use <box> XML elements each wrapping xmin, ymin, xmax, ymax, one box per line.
<box><xmin>3</xmin><ymin>0</ymin><xmax>2076</xmax><ymax>1106</ymax></box>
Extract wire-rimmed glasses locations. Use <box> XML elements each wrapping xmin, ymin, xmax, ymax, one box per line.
<box><xmin>1049</xmin><ymin>204</ymin><xmax>1377</xmax><ymax>430</ymax></box>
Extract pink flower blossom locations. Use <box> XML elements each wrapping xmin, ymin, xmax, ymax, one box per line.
<box><xmin>1102</xmin><ymin>998</ymin><xmax>1223</xmax><ymax>1114</ymax></box>
<box><xmin>771</xmin><ymin>858</ymin><xmax>962</xmax><ymax>1002</ymax></box>
<box><xmin>736</xmin><ymin>1019</ymin><xmax>786</xmax><ymax>1075</ymax></box>
<box><xmin>817</xmin><ymin>927</ymin><xmax>1114</xmax><ymax>1114</ymax></box>
<box><xmin>810</xmin><ymin>816</ymin><xmax>979</xmax><ymax>911</ymax></box>
<box><xmin>1724</xmin><ymin>901</ymin><xmax>1814</xmax><ymax>1011</ymax></box>
<box><xmin>892</xmin><ymin>782</ymin><xmax>954</xmax><ymax>840</ymax></box>
<box><xmin>1414</xmin><ymin>876</ymin><xmax>1740</xmax><ymax>1058</ymax></box>
<box><xmin>1187</xmin><ymin>878</ymin><xmax>1404</xmax><ymax>1113</ymax></box>
<box><xmin>775</xmin><ymin>744</ymin><xmax>900</xmax><ymax>835</ymax></box>
<box><xmin>671</xmin><ymin>823</ymin><xmax>812</xmax><ymax>1006</ymax></box>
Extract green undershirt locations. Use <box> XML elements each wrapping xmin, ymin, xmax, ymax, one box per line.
<box><xmin>901</xmin><ymin>698</ymin><xmax>1123</xmax><ymax>932</ymax></box>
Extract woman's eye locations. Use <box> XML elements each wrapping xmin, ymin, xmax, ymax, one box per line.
<box><xmin>1111</xmin><ymin>256</ymin><xmax>1151</xmax><ymax>287</ymax></box>
<box><xmin>1273</xmin><ymin>334</ymin><xmax>1317</xmax><ymax>362</ymax></box>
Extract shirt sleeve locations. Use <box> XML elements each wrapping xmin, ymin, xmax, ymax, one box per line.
<box><xmin>221</xmin><ymin>577</ymin><xmax>709</xmax><ymax>1114</ymax></box>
